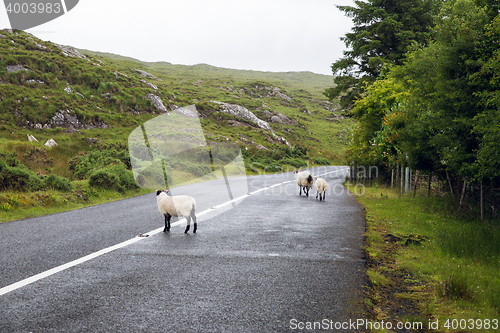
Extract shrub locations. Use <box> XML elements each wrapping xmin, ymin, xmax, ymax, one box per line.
<box><xmin>312</xmin><ymin>156</ymin><xmax>330</xmax><ymax>165</ymax></box>
<box><xmin>186</xmin><ymin>163</ymin><xmax>211</xmax><ymax>177</ymax></box>
<box><xmin>443</xmin><ymin>274</ymin><xmax>474</xmax><ymax>301</ymax></box>
<box><xmin>89</xmin><ymin>168</ymin><xmax>120</xmax><ymax>190</ymax></box>
<box><xmin>72</xmin><ymin>148</ymin><xmax>132</xmax><ymax>180</ymax></box>
<box><xmin>263</xmin><ymin>164</ymin><xmax>283</xmax><ymax>173</ymax></box>
<box><xmin>89</xmin><ymin>164</ymin><xmax>138</xmax><ymax>192</ymax></box>
<box><xmin>42</xmin><ymin>174</ymin><xmax>73</xmax><ymax>192</ymax></box>
<box><xmin>281</xmin><ymin>157</ymin><xmax>307</xmax><ymax>168</ymax></box>
<box><xmin>0</xmin><ymin>164</ymin><xmax>42</xmax><ymax>192</ymax></box>
<box><xmin>291</xmin><ymin>144</ymin><xmax>308</xmax><ymax>158</ymax></box>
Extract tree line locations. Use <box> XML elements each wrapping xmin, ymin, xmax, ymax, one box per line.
<box><xmin>327</xmin><ymin>0</ymin><xmax>500</xmax><ymax>214</ymax></box>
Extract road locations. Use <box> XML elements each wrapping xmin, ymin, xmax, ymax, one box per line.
<box><xmin>0</xmin><ymin>166</ymin><xmax>367</xmax><ymax>332</ymax></box>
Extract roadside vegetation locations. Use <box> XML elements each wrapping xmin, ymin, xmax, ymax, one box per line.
<box><xmin>330</xmin><ymin>0</ymin><xmax>500</xmax><ymax>330</ymax></box>
<box><xmin>348</xmin><ymin>182</ymin><xmax>500</xmax><ymax>332</ymax></box>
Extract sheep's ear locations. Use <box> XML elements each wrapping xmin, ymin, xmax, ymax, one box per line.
<box><xmin>156</xmin><ymin>190</ymin><xmax>161</xmax><ymax>196</ymax></box>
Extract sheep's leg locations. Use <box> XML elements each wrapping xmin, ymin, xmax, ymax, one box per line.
<box><xmin>316</xmin><ymin>191</ymin><xmax>319</xmax><ymax>199</ymax></box>
<box><xmin>191</xmin><ymin>209</ymin><xmax>197</xmax><ymax>233</ymax></box>
<box><xmin>323</xmin><ymin>191</ymin><xmax>326</xmax><ymax>201</ymax></box>
<box><xmin>163</xmin><ymin>214</ymin><xmax>171</xmax><ymax>232</ymax></box>
<box><xmin>299</xmin><ymin>186</ymin><xmax>302</xmax><ymax>195</ymax></box>
<box><xmin>184</xmin><ymin>215</ymin><xmax>191</xmax><ymax>234</ymax></box>
<box><xmin>305</xmin><ymin>186</ymin><xmax>309</xmax><ymax>197</ymax></box>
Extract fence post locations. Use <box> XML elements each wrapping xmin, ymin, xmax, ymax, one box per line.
<box><xmin>446</xmin><ymin>169</ymin><xmax>455</xmax><ymax>199</ymax></box>
<box><xmin>401</xmin><ymin>164</ymin><xmax>404</xmax><ymax>195</ymax></box>
<box><xmin>428</xmin><ymin>171</ymin><xmax>432</xmax><ymax>197</ymax></box>
<box><xmin>480</xmin><ymin>183</ymin><xmax>484</xmax><ymax>221</ymax></box>
<box><xmin>391</xmin><ymin>169</ymin><xmax>394</xmax><ymax>188</ymax></box>
<box><xmin>368</xmin><ymin>165</ymin><xmax>372</xmax><ymax>187</ymax></box>
<box><xmin>405</xmin><ymin>167</ymin><xmax>410</xmax><ymax>193</ymax></box>
<box><xmin>395</xmin><ymin>164</ymin><xmax>399</xmax><ymax>192</ymax></box>
<box><xmin>414</xmin><ymin>170</ymin><xmax>419</xmax><ymax>197</ymax></box>
<box><xmin>459</xmin><ymin>179</ymin><xmax>467</xmax><ymax>207</ymax></box>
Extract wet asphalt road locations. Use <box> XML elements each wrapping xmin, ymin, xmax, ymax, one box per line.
<box><xmin>0</xmin><ymin>166</ymin><xmax>367</xmax><ymax>332</ymax></box>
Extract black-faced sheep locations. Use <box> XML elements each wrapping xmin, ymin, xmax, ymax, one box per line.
<box><xmin>314</xmin><ymin>177</ymin><xmax>328</xmax><ymax>201</ymax></box>
<box><xmin>294</xmin><ymin>170</ymin><xmax>313</xmax><ymax>197</ymax></box>
<box><xmin>156</xmin><ymin>190</ymin><xmax>197</xmax><ymax>233</ymax></box>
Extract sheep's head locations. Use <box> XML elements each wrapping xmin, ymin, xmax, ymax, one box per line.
<box><xmin>156</xmin><ymin>189</ymin><xmax>169</xmax><ymax>196</ymax></box>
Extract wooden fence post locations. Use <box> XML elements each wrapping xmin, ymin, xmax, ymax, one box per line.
<box><xmin>428</xmin><ymin>171</ymin><xmax>432</xmax><ymax>197</ymax></box>
<box><xmin>414</xmin><ymin>170</ymin><xmax>419</xmax><ymax>197</ymax></box>
<box><xmin>459</xmin><ymin>179</ymin><xmax>467</xmax><ymax>207</ymax></box>
<box><xmin>395</xmin><ymin>164</ymin><xmax>399</xmax><ymax>192</ymax></box>
<box><xmin>405</xmin><ymin>167</ymin><xmax>410</xmax><ymax>194</ymax></box>
<box><xmin>480</xmin><ymin>183</ymin><xmax>484</xmax><ymax>221</ymax></box>
<box><xmin>401</xmin><ymin>164</ymin><xmax>404</xmax><ymax>195</ymax></box>
<box><xmin>446</xmin><ymin>169</ymin><xmax>455</xmax><ymax>199</ymax></box>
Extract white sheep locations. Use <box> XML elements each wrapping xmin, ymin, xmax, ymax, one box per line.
<box><xmin>156</xmin><ymin>189</ymin><xmax>197</xmax><ymax>233</ymax></box>
<box><xmin>294</xmin><ymin>170</ymin><xmax>313</xmax><ymax>197</ymax></box>
<box><xmin>314</xmin><ymin>177</ymin><xmax>328</xmax><ymax>201</ymax></box>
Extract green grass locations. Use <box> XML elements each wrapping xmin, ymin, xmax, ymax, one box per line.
<box><xmin>0</xmin><ymin>185</ymin><xmax>151</xmax><ymax>223</ymax></box>
<box><xmin>348</xmin><ymin>182</ymin><xmax>500</xmax><ymax>331</ymax></box>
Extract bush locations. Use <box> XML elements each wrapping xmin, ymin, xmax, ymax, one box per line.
<box><xmin>281</xmin><ymin>157</ymin><xmax>307</xmax><ymax>168</ymax></box>
<box><xmin>89</xmin><ymin>169</ymin><xmax>120</xmax><ymax>190</ymax></box>
<box><xmin>186</xmin><ymin>163</ymin><xmax>211</xmax><ymax>177</ymax></box>
<box><xmin>0</xmin><ymin>164</ymin><xmax>42</xmax><ymax>191</ymax></box>
<box><xmin>72</xmin><ymin>148</ymin><xmax>132</xmax><ymax>180</ymax></box>
<box><xmin>89</xmin><ymin>164</ymin><xmax>138</xmax><ymax>192</ymax></box>
<box><xmin>312</xmin><ymin>156</ymin><xmax>331</xmax><ymax>165</ymax></box>
<box><xmin>42</xmin><ymin>174</ymin><xmax>73</xmax><ymax>192</ymax></box>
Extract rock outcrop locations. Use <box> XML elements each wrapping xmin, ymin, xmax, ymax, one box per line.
<box><xmin>6</xmin><ymin>65</ymin><xmax>29</xmax><ymax>73</ymax></box>
<box><xmin>145</xmin><ymin>94</ymin><xmax>168</xmax><ymax>113</ymax></box>
<box><xmin>55</xmin><ymin>44</ymin><xmax>86</xmax><ymax>59</ymax></box>
<box><xmin>140</xmin><ymin>80</ymin><xmax>157</xmax><ymax>90</ymax></box>
<box><xmin>211</xmin><ymin>101</ymin><xmax>291</xmax><ymax>147</ymax></box>
<box><xmin>172</xmin><ymin>105</ymin><xmax>199</xmax><ymax>118</ymax></box>
<box><xmin>136</xmin><ymin>70</ymin><xmax>161</xmax><ymax>81</ymax></box>
<box><xmin>44</xmin><ymin>139</ymin><xmax>58</xmax><ymax>147</ymax></box>
<box><xmin>24</xmin><ymin>110</ymin><xmax>109</xmax><ymax>130</ymax></box>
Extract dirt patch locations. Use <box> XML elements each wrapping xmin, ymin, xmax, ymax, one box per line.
<box><xmin>365</xmin><ymin>236</ymin><xmax>432</xmax><ymax>332</ymax></box>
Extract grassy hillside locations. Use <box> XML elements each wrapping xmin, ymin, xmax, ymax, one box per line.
<box><xmin>0</xmin><ymin>29</ymin><xmax>349</xmax><ymax>221</ymax></box>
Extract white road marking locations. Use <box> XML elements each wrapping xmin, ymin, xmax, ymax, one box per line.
<box><xmin>0</xmin><ymin>167</ymin><xmax>349</xmax><ymax>296</ymax></box>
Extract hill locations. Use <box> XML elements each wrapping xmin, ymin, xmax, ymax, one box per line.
<box><xmin>0</xmin><ymin>29</ymin><xmax>350</xmax><ymax>220</ymax></box>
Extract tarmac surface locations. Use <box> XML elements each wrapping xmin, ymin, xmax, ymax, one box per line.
<box><xmin>0</xmin><ymin>166</ymin><xmax>367</xmax><ymax>332</ymax></box>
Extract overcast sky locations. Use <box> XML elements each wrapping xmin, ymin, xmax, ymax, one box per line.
<box><xmin>1</xmin><ymin>0</ymin><xmax>355</xmax><ymax>75</ymax></box>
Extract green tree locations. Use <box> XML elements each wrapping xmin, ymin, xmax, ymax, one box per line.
<box><xmin>325</xmin><ymin>0</ymin><xmax>439</xmax><ymax>109</ymax></box>
<box><xmin>392</xmin><ymin>0</ymin><xmax>494</xmax><ymax>178</ymax></box>
<box><xmin>471</xmin><ymin>14</ymin><xmax>500</xmax><ymax>181</ymax></box>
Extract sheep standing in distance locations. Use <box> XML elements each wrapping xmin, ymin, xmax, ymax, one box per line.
<box><xmin>156</xmin><ymin>190</ymin><xmax>197</xmax><ymax>233</ymax></box>
<box><xmin>315</xmin><ymin>177</ymin><xmax>328</xmax><ymax>201</ymax></box>
<box><xmin>294</xmin><ymin>170</ymin><xmax>313</xmax><ymax>197</ymax></box>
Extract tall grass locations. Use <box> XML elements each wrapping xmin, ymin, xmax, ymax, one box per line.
<box><xmin>353</xmin><ymin>182</ymin><xmax>500</xmax><ymax>325</ymax></box>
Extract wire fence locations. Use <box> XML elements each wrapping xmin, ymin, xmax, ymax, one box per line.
<box><xmin>347</xmin><ymin>165</ymin><xmax>500</xmax><ymax>220</ymax></box>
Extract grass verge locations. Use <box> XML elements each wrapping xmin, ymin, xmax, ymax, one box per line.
<box><xmin>345</xmin><ymin>181</ymin><xmax>500</xmax><ymax>332</ymax></box>
<box><xmin>0</xmin><ymin>183</ymin><xmax>151</xmax><ymax>223</ymax></box>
